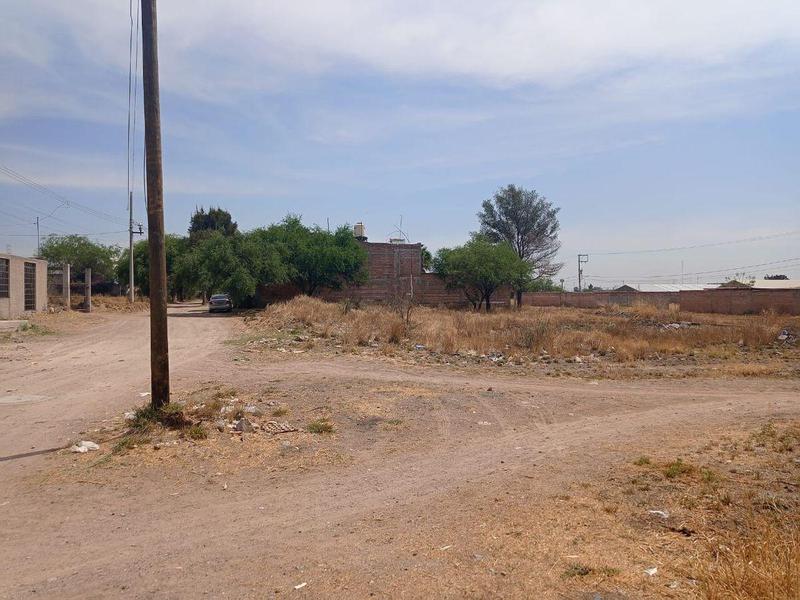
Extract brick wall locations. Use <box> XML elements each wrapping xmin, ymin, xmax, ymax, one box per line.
<box><xmin>521</xmin><ymin>289</ymin><xmax>800</xmax><ymax>315</ymax></box>
<box><xmin>275</xmin><ymin>241</ymin><xmax>509</xmax><ymax>308</ymax></box>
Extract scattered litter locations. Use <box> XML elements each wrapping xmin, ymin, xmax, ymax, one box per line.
<box><xmin>644</xmin><ymin>567</ymin><xmax>658</xmax><ymax>577</ymax></box>
<box><xmin>138</xmin><ymin>392</ymin><xmax>151</xmax><ymax>398</ymax></box>
<box><xmin>648</xmin><ymin>510</ymin><xmax>670</xmax><ymax>520</ymax></box>
<box><xmin>214</xmin><ymin>420</ymin><xmax>226</xmax><ymax>432</ymax></box>
<box><xmin>263</xmin><ymin>421</ymin><xmax>298</xmax><ymax>434</ymax></box>
<box><xmin>414</xmin><ymin>344</ymin><xmax>426</xmax><ymax>351</ymax></box>
<box><xmin>439</xmin><ymin>545</ymin><xmax>452</xmax><ymax>551</ymax></box>
<box><xmin>669</xmin><ymin>581</ymin><xmax>680</xmax><ymax>589</ymax></box>
<box><xmin>588</xmin><ymin>381</ymin><xmax>599</xmax><ymax>386</ymax></box>
<box><xmin>477</xmin><ymin>421</ymin><xmax>492</xmax><ymax>426</ymax></box>
<box><xmin>294</xmin><ymin>582</ymin><xmax>307</xmax><ymax>590</ymax></box>
<box><xmin>124</xmin><ymin>411</ymin><xmax>136</xmax><ymax>421</ymax></box>
<box><xmin>70</xmin><ymin>440</ymin><xmax>99</xmax><ymax>453</ymax></box>
<box><xmin>222</xmin><ymin>483</ymin><xmax>228</xmax><ymax>491</ymax></box>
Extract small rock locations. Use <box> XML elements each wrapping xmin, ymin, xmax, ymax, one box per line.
<box><xmin>648</xmin><ymin>509</ymin><xmax>670</xmax><ymax>520</ymax></box>
<box><xmin>124</xmin><ymin>412</ymin><xmax>136</xmax><ymax>421</ymax></box>
<box><xmin>644</xmin><ymin>567</ymin><xmax>658</xmax><ymax>577</ymax></box>
<box><xmin>214</xmin><ymin>420</ymin><xmax>226</xmax><ymax>432</ymax></box>
<box><xmin>244</xmin><ymin>405</ymin><xmax>264</xmax><ymax>416</ymax></box>
<box><xmin>234</xmin><ymin>418</ymin><xmax>254</xmax><ymax>433</ymax></box>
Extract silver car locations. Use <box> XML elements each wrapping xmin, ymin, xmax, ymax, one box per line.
<box><xmin>209</xmin><ymin>293</ymin><xmax>233</xmax><ymax>313</ymax></box>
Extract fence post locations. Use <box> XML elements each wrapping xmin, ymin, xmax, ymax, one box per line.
<box><xmin>84</xmin><ymin>268</ymin><xmax>91</xmax><ymax>312</ymax></box>
<box><xmin>64</xmin><ymin>263</ymin><xmax>71</xmax><ymax>310</ymax></box>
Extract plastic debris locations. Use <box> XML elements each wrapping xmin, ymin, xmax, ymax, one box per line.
<box><xmin>644</xmin><ymin>567</ymin><xmax>658</xmax><ymax>577</ymax></box>
<box><xmin>294</xmin><ymin>582</ymin><xmax>307</xmax><ymax>590</ymax></box>
<box><xmin>648</xmin><ymin>510</ymin><xmax>670</xmax><ymax>519</ymax></box>
<box><xmin>70</xmin><ymin>440</ymin><xmax>100</xmax><ymax>453</ymax></box>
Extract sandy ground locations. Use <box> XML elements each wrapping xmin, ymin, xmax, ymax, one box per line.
<box><xmin>0</xmin><ymin>305</ymin><xmax>798</xmax><ymax>599</ymax></box>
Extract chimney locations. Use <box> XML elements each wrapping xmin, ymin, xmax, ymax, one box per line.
<box><xmin>353</xmin><ymin>222</ymin><xmax>367</xmax><ymax>241</ymax></box>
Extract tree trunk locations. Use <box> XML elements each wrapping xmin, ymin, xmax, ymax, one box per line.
<box><xmin>485</xmin><ymin>291</ymin><xmax>492</xmax><ymax>312</ymax></box>
<box><xmin>516</xmin><ymin>289</ymin><xmax>523</xmax><ymax>309</ymax></box>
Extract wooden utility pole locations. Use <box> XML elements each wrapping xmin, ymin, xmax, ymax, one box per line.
<box><xmin>128</xmin><ymin>191</ymin><xmax>135</xmax><ymax>303</ymax></box>
<box><xmin>141</xmin><ymin>0</ymin><xmax>170</xmax><ymax>408</ymax></box>
<box><xmin>84</xmin><ymin>268</ymin><xmax>92</xmax><ymax>312</ymax></box>
<box><xmin>63</xmin><ymin>263</ymin><xmax>71</xmax><ymax>310</ymax></box>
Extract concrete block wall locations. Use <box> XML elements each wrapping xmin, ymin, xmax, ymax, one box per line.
<box><xmin>0</xmin><ymin>254</ymin><xmax>48</xmax><ymax>320</ymax></box>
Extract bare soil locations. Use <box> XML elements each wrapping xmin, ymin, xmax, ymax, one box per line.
<box><xmin>1</xmin><ymin>304</ymin><xmax>798</xmax><ymax>599</ymax></box>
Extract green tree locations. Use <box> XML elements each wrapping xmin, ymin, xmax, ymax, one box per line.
<box><xmin>40</xmin><ymin>235</ymin><xmax>120</xmax><ymax>280</ymax></box>
<box><xmin>478</xmin><ymin>184</ymin><xmax>563</xmax><ymax>306</ymax></box>
<box><xmin>116</xmin><ymin>235</ymin><xmax>190</xmax><ymax>299</ymax></box>
<box><xmin>433</xmin><ymin>235</ymin><xmax>531</xmax><ymax>311</ymax></box>
<box><xmin>264</xmin><ymin>216</ymin><xmax>367</xmax><ymax>296</ymax></box>
<box><xmin>188</xmin><ymin>206</ymin><xmax>238</xmax><ymax>242</ymax></box>
<box><xmin>174</xmin><ymin>231</ymin><xmax>287</xmax><ymax>306</ymax></box>
<box><xmin>420</xmin><ymin>245</ymin><xmax>433</xmax><ymax>272</ymax></box>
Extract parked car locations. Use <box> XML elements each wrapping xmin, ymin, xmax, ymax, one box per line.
<box><xmin>208</xmin><ymin>293</ymin><xmax>233</xmax><ymax>313</ymax></box>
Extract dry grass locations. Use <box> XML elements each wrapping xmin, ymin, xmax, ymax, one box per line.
<box><xmin>83</xmin><ymin>295</ymin><xmax>149</xmax><ymax>312</ymax></box>
<box><xmin>248</xmin><ymin>296</ymin><xmax>797</xmax><ymax>364</ymax></box>
<box><xmin>698</xmin><ymin>517</ymin><xmax>800</xmax><ymax>599</ymax></box>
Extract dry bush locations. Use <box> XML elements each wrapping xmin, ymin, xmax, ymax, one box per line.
<box><xmin>90</xmin><ymin>295</ymin><xmax>149</xmax><ymax>312</ymax></box>
<box><xmin>698</xmin><ymin>517</ymin><xmax>800</xmax><ymax>599</ymax></box>
<box><xmin>250</xmin><ymin>296</ymin><xmax>797</xmax><ymax>363</ymax></box>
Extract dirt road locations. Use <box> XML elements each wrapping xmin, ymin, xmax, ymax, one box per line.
<box><xmin>1</xmin><ymin>308</ymin><xmax>798</xmax><ymax>599</ymax></box>
<box><xmin>0</xmin><ymin>305</ymin><xmax>234</xmax><ymax>463</ymax></box>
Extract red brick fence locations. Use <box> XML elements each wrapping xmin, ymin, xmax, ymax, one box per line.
<box><xmin>521</xmin><ymin>289</ymin><xmax>800</xmax><ymax>315</ymax></box>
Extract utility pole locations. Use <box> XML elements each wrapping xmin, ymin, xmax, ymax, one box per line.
<box><xmin>127</xmin><ymin>192</ymin><xmax>143</xmax><ymax>302</ymax></box>
<box><xmin>129</xmin><ymin>192</ymin><xmax>135</xmax><ymax>302</ymax></box>
<box><xmin>141</xmin><ymin>0</ymin><xmax>170</xmax><ymax>408</ymax></box>
<box><xmin>577</xmin><ymin>254</ymin><xmax>589</xmax><ymax>292</ymax></box>
<box><xmin>35</xmin><ymin>217</ymin><xmax>40</xmax><ymax>256</ymax></box>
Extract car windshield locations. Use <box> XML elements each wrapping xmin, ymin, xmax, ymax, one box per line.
<box><xmin>211</xmin><ymin>295</ymin><xmax>228</xmax><ymax>300</ymax></box>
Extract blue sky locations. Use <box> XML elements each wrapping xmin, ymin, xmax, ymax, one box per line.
<box><xmin>1</xmin><ymin>1</ymin><xmax>799</xmax><ymax>287</ymax></box>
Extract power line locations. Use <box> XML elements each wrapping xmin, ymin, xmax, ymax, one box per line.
<box><xmin>584</xmin><ymin>256</ymin><xmax>800</xmax><ymax>281</ymax></box>
<box><xmin>0</xmin><ymin>231</ymin><xmax>128</xmax><ymax>238</ymax></box>
<box><xmin>0</xmin><ymin>163</ymin><xmax>131</xmax><ymax>227</ymax></box>
<box><xmin>585</xmin><ymin>230</ymin><xmax>800</xmax><ymax>256</ymax></box>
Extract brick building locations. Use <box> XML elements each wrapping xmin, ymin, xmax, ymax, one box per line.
<box><xmin>320</xmin><ymin>225</ymin><xmax>511</xmax><ymax>308</ymax></box>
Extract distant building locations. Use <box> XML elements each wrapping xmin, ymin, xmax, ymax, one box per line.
<box><xmin>750</xmin><ymin>279</ymin><xmax>800</xmax><ymax>290</ymax></box>
<box><xmin>614</xmin><ymin>283</ymin><xmax>709</xmax><ymax>293</ymax></box>
<box><xmin>0</xmin><ymin>253</ymin><xmax>48</xmax><ymax>320</ymax></box>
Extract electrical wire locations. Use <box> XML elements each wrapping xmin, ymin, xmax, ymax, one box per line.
<box><xmin>0</xmin><ymin>164</ymin><xmax>129</xmax><ymax>227</ymax></box>
<box><xmin>584</xmin><ymin>257</ymin><xmax>800</xmax><ymax>281</ymax></box>
<box><xmin>584</xmin><ymin>230</ymin><xmax>800</xmax><ymax>256</ymax></box>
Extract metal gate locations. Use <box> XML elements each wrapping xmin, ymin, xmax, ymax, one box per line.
<box><xmin>24</xmin><ymin>262</ymin><xmax>36</xmax><ymax>311</ymax></box>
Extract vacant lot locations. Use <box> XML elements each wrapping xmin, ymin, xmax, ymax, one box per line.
<box><xmin>1</xmin><ymin>301</ymin><xmax>798</xmax><ymax>599</ymax></box>
<box><xmin>242</xmin><ymin>296</ymin><xmax>800</xmax><ymax>378</ymax></box>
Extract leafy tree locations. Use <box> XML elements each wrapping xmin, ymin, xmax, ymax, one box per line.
<box><xmin>433</xmin><ymin>235</ymin><xmax>531</xmax><ymax>311</ymax></box>
<box><xmin>264</xmin><ymin>216</ymin><xmax>367</xmax><ymax>296</ymax></box>
<box><xmin>478</xmin><ymin>184</ymin><xmax>563</xmax><ymax>305</ymax></box>
<box><xmin>765</xmin><ymin>274</ymin><xmax>789</xmax><ymax>280</ymax></box>
<box><xmin>40</xmin><ymin>235</ymin><xmax>120</xmax><ymax>280</ymax></box>
<box><xmin>173</xmin><ymin>231</ymin><xmax>287</xmax><ymax>306</ymax></box>
<box><xmin>116</xmin><ymin>235</ymin><xmax>190</xmax><ymax>299</ymax></box>
<box><xmin>189</xmin><ymin>206</ymin><xmax>238</xmax><ymax>242</ymax></box>
<box><xmin>420</xmin><ymin>245</ymin><xmax>433</xmax><ymax>272</ymax></box>
<box><xmin>529</xmin><ymin>277</ymin><xmax>561</xmax><ymax>292</ymax></box>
